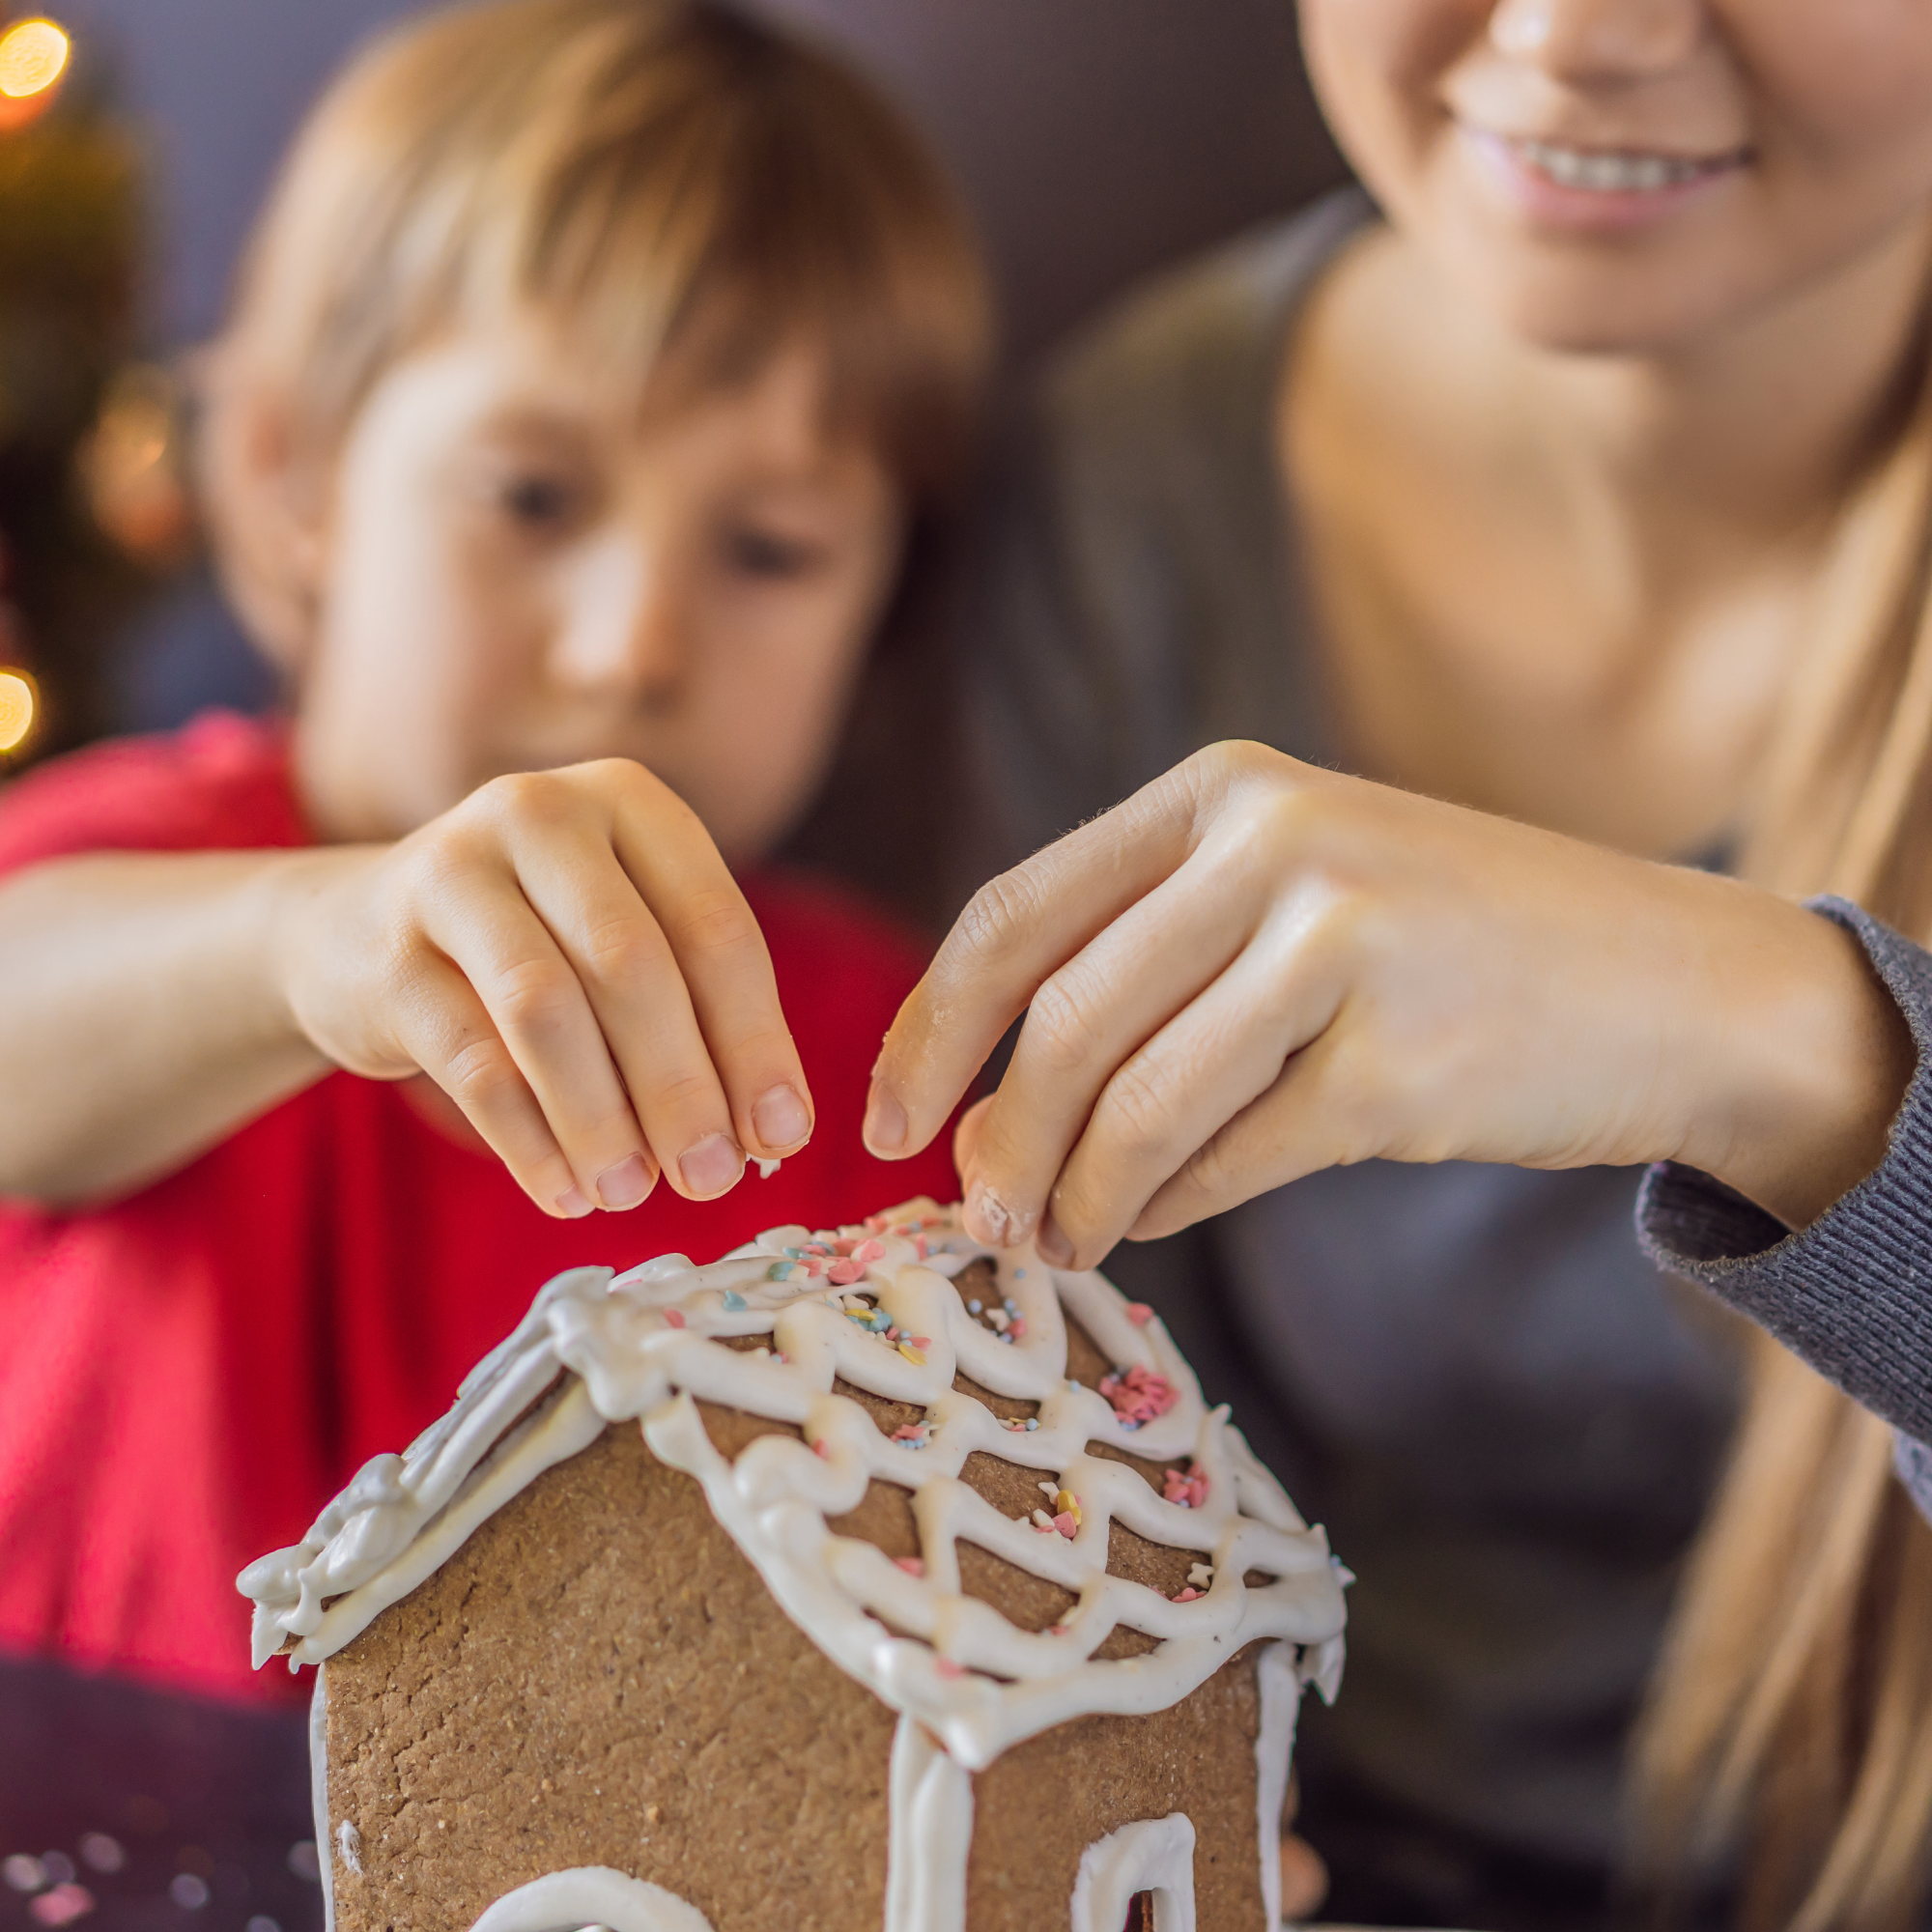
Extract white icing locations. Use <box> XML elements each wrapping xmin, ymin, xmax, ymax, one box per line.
<box><xmin>1254</xmin><ymin>1642</ymin><xmax>1302</xmax><ymax>1932</ymax></box>
<box><xmin>467</xmin><ymin>1867</ymin><xmax>714</xmax><ymax>1932</ymax></box>
<box><xmin>1067</xmin><ymin>1814</ymin><xmax>1197</xmax><ymax>1932</ymax></box>
<box><xmin>241</xmin><ymin>1201</ymin><xmax>1348</xmax><ymax>1922</ymax></box>
<box><xmin>337</xmin><ymin>1821</ymin><xmax>363</xmax><ymax>1878</ymax></box>
<box><xmin>885</xmin><ymin>1715</ymin><xmax>972</xmax><ymax>1932</ymax></box>
<box><xmin>310</xmin><ymin>1668</ymin><xmax>334</xmax><ymax>1932</ymax></box>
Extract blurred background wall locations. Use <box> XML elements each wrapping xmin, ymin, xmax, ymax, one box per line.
<box><xmin>3</xmin><ymin>0</ymin><xmax>1350</xmax><ymax>756</ymax></box>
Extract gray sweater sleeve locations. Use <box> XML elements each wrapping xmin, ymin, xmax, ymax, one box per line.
<box><xmin>1637</xmin><ymin>898</ymin><xmax>1932</xmax><ymax>1514</ymax></box>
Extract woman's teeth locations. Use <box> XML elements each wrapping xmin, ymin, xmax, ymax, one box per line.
<box><xmin>1514</xmin><ymin>138</ymin><xmax>1722</xmax><ymax>193</ymax></box>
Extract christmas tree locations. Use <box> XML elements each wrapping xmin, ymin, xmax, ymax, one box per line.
<box><xmin>0</xmin><ymin>13</ymin><xmax>166</xmax><ymax>769</ymax></box>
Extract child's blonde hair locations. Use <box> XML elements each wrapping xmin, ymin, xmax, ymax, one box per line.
<box><xmin>201</xmin><ymin>0</ymin><xmax>991</xmax><ymax>656</ymax></box>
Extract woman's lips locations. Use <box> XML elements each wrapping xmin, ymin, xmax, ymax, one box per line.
<box><xmin>1461</xmin><ymin>126</ymin><xmax>1749</xmax><ymax>232</ymax></box>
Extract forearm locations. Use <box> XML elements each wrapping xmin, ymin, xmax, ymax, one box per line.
<box><xmin>0</xmin><ymin>852</ymin><xmax>338</xmax><ymax>1204</ymax></box>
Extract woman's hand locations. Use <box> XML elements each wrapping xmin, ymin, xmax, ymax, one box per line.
<box><xmin>866</xmin><ymin>743</ymin><xmax>1911</xmax><ymax>1267</ymax></box>
<box><xmin>274</xmin><ymin>759</ymin><xmax>811</xmax><ymax>1217</ymax></box>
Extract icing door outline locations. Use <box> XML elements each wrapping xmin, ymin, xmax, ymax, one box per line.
<box><xmin>467</xmin><ymin>1866</ymin><xmax>715</xmax><ymax>1932</ymax></box>
<box><xmin>1067</xmin><ymin>1815</ymin><xmax>1198</xmax><ymax>1932</ymax></box>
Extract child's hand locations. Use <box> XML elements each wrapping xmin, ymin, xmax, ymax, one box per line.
<box><xmin>276</xmin><ymin>760</ymin><xmax>812</xmax><ymax>1216</ymax></box>
<box><xmin>866</xmin><ymin>742</ymin><xmax>1913</xmax><ymax>1265</ymax></box>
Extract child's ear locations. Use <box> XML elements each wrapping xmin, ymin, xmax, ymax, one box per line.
<box><xmin>194</xmin><ymin>349</ymin><xmax>331</xmax><ymax>674</ymax></box>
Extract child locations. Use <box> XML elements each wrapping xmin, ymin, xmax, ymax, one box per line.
<box><xmin>0</xmin><ymin>0</ymin><xmax>987</xmax><ymax>1704</ymax></box>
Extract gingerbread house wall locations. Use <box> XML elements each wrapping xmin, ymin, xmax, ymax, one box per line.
<box><xmin>319</xmin><ymin>1413</ymin><xmax>1268</xmax><ymax>1931</ymax></box>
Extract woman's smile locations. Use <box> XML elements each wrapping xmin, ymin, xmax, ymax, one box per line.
<box><xmin>1460</xmin><ymin>123</ymin><xmax>1750</xmax><ymax>230</ymax></box>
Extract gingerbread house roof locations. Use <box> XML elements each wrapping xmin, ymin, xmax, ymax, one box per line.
<box><xmin>239</xmin><ymin>1199</ymin><xmax>1347</xmax><ymax>1774</ymax></box>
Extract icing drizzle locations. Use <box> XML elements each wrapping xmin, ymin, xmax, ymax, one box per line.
<box><xmin>240</xmin><ymin>1201</ymin><xmax>1347</xmax><ymax>1772</ymax></box>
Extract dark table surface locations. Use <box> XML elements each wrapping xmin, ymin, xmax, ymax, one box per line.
<box><xmin>0</xmin><ymin>1656</ymin><xmax>323</xmax><ymax>1931</ymax></box>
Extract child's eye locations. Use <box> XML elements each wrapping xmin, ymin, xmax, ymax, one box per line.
<box><xmin>723</xmin><ymin>525</ymin><xmax>823</xmax><ymax>580</ymax></box>
<box><xmin>499</xmin><ymin>472</ymin><xmax>580</xmax><ymax>529</ymax></box>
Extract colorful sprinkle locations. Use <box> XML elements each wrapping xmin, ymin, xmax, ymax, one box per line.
<box><xmin>812</xmin><ymin>1439</ymin><xmax>830</xmax><ymax>1460</ymax></box>
<box><xmin>828</xmin><ymin>1259</ymin><xmax>866</xmax><ymax>1287</ymax></box>
<box><xmin>1172</xmin><ymin>1586</ymin><xmax>1204</xmax><ymax>1604</ymax></box>
<box><xmin>1162</xmin><ymin>1463</ymin><xmax>1209</xmax><ymax>1510</ymax></box>
<box><xmin>1052</xmin><ymin>1512</ymin><xmax>1078</xmax><ymax>1538</ymax></box>
<box><xmin>853</xmin><ymin>1238</ymin><xmax>886</xmax><ymax>1264</ymax></box>
<box><xmin>1099</xmin><ymin>1363</ymin><xmax>1179</xmax><ymax>1427</ymax></box>
<box><xmin>895</xmin><ymin>1556</ymin><xmax>925</xmax><ymax>1577</ymax></box>
<box><xmin>897</xmin><ymin>1342</ymin><xmax>927</xmax><ymax>1367</ymax></box>
<box><xmin>664</xmin><ymin>1308</ymin><xmax>686</xmax><ymax>1329</ymax></box>
<box><xmin>914</xmin><ymin>1235</ymin><xmax>928</xmax><ymax>1259</ymax></box>
<box><xmin>967</xmin><ymin>1299</ymin><xmax>982</xmax><ymax>1316</ymax></box>
<box><xmin>767</xmin><ymin>1262</ymin><xmax>795</xmax><ymax>1282</ymax></box>
<box><xmin>1125</xmin><ymin>1302</ymin><xmax>1154</xmax><ymax>1326</ymax></box>
<box><xmin>722</xmin><ymin>1290</ymin><xmax>747</xmax><ymax>1312</ymax></box>
<box><xmin>934</xmin><ymin>1657</ymin><xmax>965</xmax><ymax>1679</ymax></box>
<box><xmin>891</xmin><ymin>1422</ymin><xmax>931</xmax><ymax>1447</ymax></box>
<box><xmin>1009</xmin><ymin>1317</ymin><xmax>1028</xmax><ymax>1340</ymax></box>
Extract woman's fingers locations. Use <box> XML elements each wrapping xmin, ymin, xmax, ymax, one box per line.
<box><xmin>398</xmin><ymin>950</ymin><xmax>596</xmax><ymax>1216</ymax></box>
<box><xmin>866</xmin><ymin>759</ymin><xmax>1222</xmax><ymax>1162</ymax></box>
<box><xmin>1025</xmin><ymin>884</ymin><xmax>1354</xmax><ymax>1266</ymax></box>
<box><xmin>954</xmin><ymin>837</ymin><xmax>1270</xmax><ymax>1250</ymax></box>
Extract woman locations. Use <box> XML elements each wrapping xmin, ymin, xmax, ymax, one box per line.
<box><xmin>869</xmin><ymin>4</ymin><xmax>1932</xmax><ymax>1927</ymax></box>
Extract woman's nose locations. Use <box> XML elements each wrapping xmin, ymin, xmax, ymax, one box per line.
<box><xmin>550</xmin><ymin>538</ymin><xmax>687</xmax><ymax>705</ymax></box>
<box><xmin>1489</xmin><ymin>0</ymin><xmax>1704</xmax><ymax>77</ymax></box>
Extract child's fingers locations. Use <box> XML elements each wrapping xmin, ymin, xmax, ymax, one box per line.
<box><xmin>503</xmin><ymin>813</ymin><xmax>752</xmax><ymax>1204</ymax></box>
<box><xmin>417</xmin><ymin>868</ymin><xmax>658</xmax><ymax>1212</ymax></box>
<box><xmin>607</xmin><ymin>775</ymin><xmax>813</xmax><ymax>1163</ymax></box>
<box><xmin>400</xmin><ymin>952</ymin><xmax>603</xmax><ymax>1217</ymax></box>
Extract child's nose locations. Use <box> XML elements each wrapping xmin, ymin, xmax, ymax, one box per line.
<box><xmin>1490</xmin><ymin>0</ymin><xmax>1702</xmax><ymax>77</ymax></box>
<box><xmin>550</xmin><ymin>539</ymin><xmax>687</xmax><ymax>705</ymax></box>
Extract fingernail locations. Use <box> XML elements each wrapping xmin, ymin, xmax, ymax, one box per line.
<box><xmin>964</xmin><ymin>1175</ymin><xmax>1031</xmax><ymax>1250</ymax></box>
<box><xmin>753</xmin><ymin>1084</ymin><xmax>810</xmax><ymax>1152</ymax></box>
<box><xmin>678</xmin><ymin>1131</ymin><xmax>744</xmax><ymax>1198</ymax></box>
<box><xmin>1036</xmin><ymin>1212</ymin><xmax>1073</xmax><ymax>1269</ymax></box>
<box><xmin>864</xmin><ymin>1082</ymin><xmax>907</xmax><ymax>1157</ymax></box>
<box><xmin>555</xmin><ymin>1185</ymin><xmax>594</xmax><ymax>1219</ymax></box>
<box><xmin>596</xmin><ymin>1153</ymin><xmax>655</xmax><ymax>1212</ymax></box>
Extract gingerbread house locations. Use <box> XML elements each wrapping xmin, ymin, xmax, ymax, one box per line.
<box><xmin>239</xmin><ymin>1200</ymin><xmax>1348</xmax><ymax>1932</ymax></box>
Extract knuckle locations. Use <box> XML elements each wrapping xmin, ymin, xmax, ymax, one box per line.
<box><xmin>1094</xmin><ymin>1057</ymin><xmax>1179</xmax><ymax>1168</ymax></box>
<box><xmin>953</xmin><ymin>867</ymin><xmax>1044</xmax><ymax>968</ymax></box>
<box><xmin>490</xmin><ymin>957</ymin><xmax>581</xmax><ymax>1038</ymax></box>
<box><xmin>440</xmin><ymin>1034</ymin><xmax>520</xmax><ymax>1114</ymax></box>
<box><xmin>582</xmin><ymin>914</ymin><xmax>669</xmax><ymax>985</ymax></box>
<box><xmin>479</xmin><ymin>768</ymin><xmax>576</xmax><ymax>830</ymax></box>
<box><xmin>1021</xmin><ymin>972</ymin><xmax>1104</xmax><ymax>1079</ymax></box>
<box><xmin>669</xmin><ymin>892</ymin><xmax>763</xmax><ymax>960</ymax></box>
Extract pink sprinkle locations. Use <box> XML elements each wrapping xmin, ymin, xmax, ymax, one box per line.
<box><xmin>30</xmin><ymin>1888</ymin><xmax>96</xmax><ymax>1928</ymax></box>
<box><xmin>1125</xmin><ymin>1302</ymin><xmax>1153</xmax><ymax>1326</ymax></box>
<box><xmin>1098</xmin><ymin>1363</ymin><xmax>1179</xmax><ymax>1426</ymax></box>
<box><xmin>853</xmin><ymin>1238</ymin><xmax>886</xmax><ymax>1264</ymax></box>
<box><xmin>1053</xmin><ymin>1512</ymin><xmax>1078</xmax><ymax>1538</ymax></box>
<box><xmin>813</xmin><ymin>1439</ymin><xmax>830</xmax><ymax>1460</ymax></box>
<box><xmin>805</xmin><ymin>1242</ymin><xmax>832</xmax><ymax>1256</ymax></box>
<box><xmin>828</xmin><ymin>1259</ymin><xmax>865</xmax><ymax>1286</ymax></box>
<box><xmin>664</xmin><ymin>1308</ymin><xmax>686</xmax><ymax>1329</ymax></box>
<box><xmin>865</xmin><ymin>1213</ymin><xmax>892</xmax><ymax>1234</ymax></box>
<box><xmin>891</xmin><ymin>1424</ymin><xmax>927</xmax><ymax>1442</ymax></box>
<box><xmin>802</xmin><ymin>1260</ymin><xmax>825</xmax><ymax>1278</ymax></box>
<box><xmin>1172</xmin><ymin>1586</ymin><xmax>1203</xmax><ymax>1604</ymax></box>
<box><xmin>910</xmin><ymin>1336</ymin><xmax>931</xmax><ymax>1350</ymax></box>
<box><xmin>1009</xmin><ymin>1317</ymin><xmax>1027</xmax><ymax>1340</ymax></box>
<box><xmin>934</xmin><ymin>1657</ymin><xmax>965</xmax><ymax>1679</ymax></box>
<box><xmin>1162</xmin><ymin>1463</ymin><xmax>1209</xmax><ymax>1509</ymax></box>
<box><xmin>1048</xmin><ymin>1623</ymin><xmax>1069</xmax><ymax>1637</ymax></box>
<box><xmin>895</xmin><ymin>1556</ymin><xmax>924</xmax><ymax>1577</ymax></box>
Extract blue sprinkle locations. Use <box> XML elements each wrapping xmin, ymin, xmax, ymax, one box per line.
<box><xmin>1000</xmin><ymin>1332</ymin><xmax>1015</xmax><ymax>1345</ymax></box>
<box><xmin>1003</xmin><ymin>1298</ymin><xmax>1018</xmax><ymax>1314</ymax></box>
<box><xmin>782</xmin><ymin>1246</ymin><xmax>808</xmax><ymax>1259</ymax></box>
<box><xmin>967</xmin><ymin>1300</ymin><xmax>982</xmax><ymax>1315</ymax></box>
<box><xmin>723</xmin><ymin>1290</ymin><xmax>747</xmax><ymax>1312</ymax></box>
<box><xmin>1122</xmin><ymin>1418</ymin><xmax>1141</xmax><ymax>1432</ymax></box>
<box><xmin>766</xmin><ymin>1263</ymin><xmax>793</xmax><ymax>1282</ymax></box>
<box><xmin>1025</xmin><ymin>1418</ymin><xmax>1039</xmax><ymax>1432</ymax></box>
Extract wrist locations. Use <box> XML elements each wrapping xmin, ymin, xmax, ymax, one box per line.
<box><xmin>1678</xmin><ymin>889</ymin><xmax>1913</xmax><ymax>1230</ymax></box>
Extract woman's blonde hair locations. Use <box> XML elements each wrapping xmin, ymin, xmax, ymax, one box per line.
<box><xmin>200</xmin><ymin>0</ymin><xmax>990</xmax><ymax>656</ymax></box>
<box><xmin>1631</xmin><ymin>349</ymin><xmax>1932</xmax><ymax>1930</ymax></box>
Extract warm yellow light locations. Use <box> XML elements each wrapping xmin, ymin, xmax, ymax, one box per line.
<box><xmin>0</xmin><ymin>19</ymin><xmax>70</xmax><ymax>100</ymax></box>
<box><xmin>0</xmin><ymin>670</ymin><xmax>36</xmax><ymax>753</ymax></box>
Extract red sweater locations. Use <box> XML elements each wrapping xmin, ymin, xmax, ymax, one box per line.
<box><xmin>0</xmin><ymin>713</ymin><xmax>955</xmax><ymax>1703</ymax></box>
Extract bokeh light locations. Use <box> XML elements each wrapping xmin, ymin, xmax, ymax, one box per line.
<box><xmin>0</xmin><ymin>18</ymin><xmax>70</xmax><ymax>100</ymax></box>
<box><xmin>0</xmin><ymin>669</ymin><xmax>37</xmax><ymax>753</ymax></box>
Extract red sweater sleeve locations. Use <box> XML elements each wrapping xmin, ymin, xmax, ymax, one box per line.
<box><xmin>0</xmin><ymin>711</ymin><xmax>306</xmax><ymax>881</ymax></box>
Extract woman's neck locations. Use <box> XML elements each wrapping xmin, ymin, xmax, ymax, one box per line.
<box><xmin>1279</xmin><ymin>208</ymin><xmax>1932</xmax><ymax>856</ymax></box>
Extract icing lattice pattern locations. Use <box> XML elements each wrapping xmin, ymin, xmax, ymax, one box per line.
<box><xmin>240</xmin><ymin>1201</ymin><xmax>1347</xmax><ymax>1770</ymax></box>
